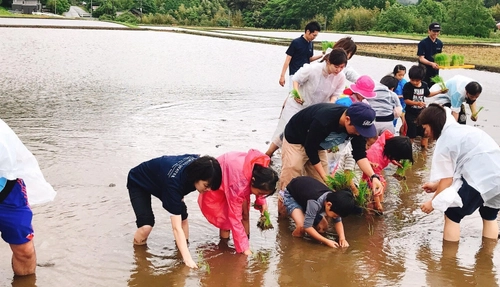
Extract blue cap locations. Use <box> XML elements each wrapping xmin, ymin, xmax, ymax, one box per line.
<box><xmin>346</xmin><ymin>102</ymin><xmax>377</xmax><ymax>138</ymax></box>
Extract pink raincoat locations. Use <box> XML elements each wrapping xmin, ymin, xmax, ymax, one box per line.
<box><xmin>362</xmin><ymin>130</ymin><xmax>394</xmax><ymax>187</ymax></box>
<box><xmin>198</xmin><ymin>149</ymin><xmax>269</xmax><ymax>253</ymax></box>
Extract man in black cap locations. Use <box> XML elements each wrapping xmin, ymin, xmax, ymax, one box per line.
<box><xmin>417</xmin><ymin>22</ymin><xmax>443</xmax><ymax>86</ymax></box>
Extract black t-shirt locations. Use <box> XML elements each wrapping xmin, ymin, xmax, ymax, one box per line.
<box><xmin>287</xmin><ymin>176</ymin><xmax>331</xmax><ymax>206</ymax></box>
<box><xmin>286</xmin><ymin>36</ymin><xmax>313</xmax><ymax>76</ymax></box>
<box><xmin>417</xmin><ymin>36</ymin><xmax>443</xmax><ymax>82</ymax></box>
<box><xmin>127</xmin><ymin>155</ymin><xmax>198</xmax><ymax>216</ymax></box>
<box><xmin>403</xmin><ymin>81</ymin><xmax>430</xmax><ymax>115</ymax></box>
<box><xmin>284</xmin><ymin>103</ymin><xmax>367</xmax><ymax>165</ymax></box>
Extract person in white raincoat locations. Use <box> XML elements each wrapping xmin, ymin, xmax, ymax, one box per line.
<box><xmin>417</xmin><ymin>104</ymin><xmax>500</xmax><ymax>242</ymax></box>
<box><xmin>0</xmin><ymin>119</ymin><xmax>56</xmax><ymax>275</ymax></box>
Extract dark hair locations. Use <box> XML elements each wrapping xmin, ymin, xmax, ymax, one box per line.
<box><xmin>333</xmin><ymin>37</ymin><xmax>357</xmax><ymax>59</ymax></box>
<box><xmin>416</xmin><ymin>103</ymin><xmax>447</xmax><ymax>140</ymax></box>
<box><xmin>326</xmin><ymin>189</ymin><xmax>356</xmax><ymax>218</ymax></box>
<box><xmin>327</xmin><ymin>48</ymin><xmax>348</xmax><ymax>66</ymax></box>
<box><xmin>408</xmin><ymin>65</ymin><xmax>425</xmax><ymax>81</ymax></box>
<box><xmin>380</xmin><ymin>75</ymin><xmax>399</xmax><ymax>90</ymax></box>
<box><xmin>185</xmin><ymin>156</ymin><xmax>222</xmax><ymax>190</ymax></box>
<box><xmin>392</xmin><ymin>64</ymin><xmax>406</xmax><ymax>75</ymax></box>
<box><xmin>305</xmin><ymin>21</ymin><xmax>321</xmax><ymax>33</ymax></box>
<box><xmin>251</xmin><ymin>164</ymin><xmax>279</xmax><ymax>197</ymax></box>
<box><xmin>465</xmin><ymin>81</ymin><xmax>482</xmax><ymax>96</ymax></box>
<box><xmin>383</xmin><ymin>136</ymin><xmax>414</xmax><ymax>163</ymax></box>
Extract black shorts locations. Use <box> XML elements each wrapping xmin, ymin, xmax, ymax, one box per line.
<box><xmin>405</xmin><ymin>112</ymin><xmax>424</xmax><ymax>139</ymax></box>
<box><xmin>128</xmin><ymin>187</ymin><xmax>188</xmax><ymax>228</ymax></box>
<box><xmin>445</xmin><ymin>179</ymin><xmax>499</xmax><ymax>223</ymax></box>
<box><xmin>443</xmin><ymin>103</ymin><xmax>467</xmax><ymax>125</ymax></box>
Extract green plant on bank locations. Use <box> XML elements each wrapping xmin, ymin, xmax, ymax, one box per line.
<box><xmin>0</xmin><ymin>7</ymin><xmax>11</xmax><ymax>16</ymax></box>
<box><xmin>355</xmin><ymin>180</ymin><xmax>372</xmax><ymax>209</ymax></box>
<box><xmin>290</xmin><ymin>89</ymin><xmax>301</xmax><ymax>101</ymax></box>
<box><xmin>472</xmin><ymin>106</ymin><xmax>484</xmax><ymax>118</ymax></box>
<box><xmin>430</xmin><ymin>75</ymin><xmax>447</xmax><ymax>91</ymax></box>
<box><xmin>256</xmin><ymin>210</ymin><xmax>274</xmax><ymax>231</ymax></box>
<box><xmin>325</xmin><ymin>171</ymin><xmax>354</xmax><ymax>191</ymax></box>
<box><xmin>197</xmin><ymin>249</ymin><xmax>210</xmax><ymax>274</ymax></box>
<box><xmin>321</xmin><ymin>41</ymin><xmax>335</xmax><ymax>52</ymax></box>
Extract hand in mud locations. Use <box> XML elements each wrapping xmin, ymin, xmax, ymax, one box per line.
<box><xmin>184</xmin><ymin>258</ymin><xmax>198</xmax><ymax>269</ymax></box>
<box><xmin>422</xmin><ymin>181</ymin><xmax>438</xmax><ymax>193</ymax></box>
<box><xmin>420</xmin><ymin>200</ymin><xmax>434</xmax><ymax>214</ymax></box>
<box><xmin>338</xmin><ymin>238</ymin><xmax>349</xmax><ymax>248</ymax></box>
<box><xmin>325</xmin><ymin>239</ymin><xmax>339</xmax><ymax>248</ymax></box>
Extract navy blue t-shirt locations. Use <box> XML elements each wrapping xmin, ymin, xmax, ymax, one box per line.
<box><xmin>127</xmin><ymin>155</ymin><xmax>198</xmax><ymax>216</ymax></box>
<box><xmin>417</xmin><ymin>36</ymin><xmax>443</xmax><ymax>83</ymax></box>
<box><xmin>286</xmin><ymin>35</ymin><xmax>313</xmax><ymax>76</ymax></box>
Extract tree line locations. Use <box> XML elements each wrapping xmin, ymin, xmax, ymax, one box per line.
<box><xmin>1</xmin><ymin>0</ymin><xmax>499</xmax><ymax>37</ymax></box>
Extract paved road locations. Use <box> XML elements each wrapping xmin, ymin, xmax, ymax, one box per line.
<box><xmin>64</xmin><ymin>6</ymin><xmax>91</xmax><ymax>18</ymax></box>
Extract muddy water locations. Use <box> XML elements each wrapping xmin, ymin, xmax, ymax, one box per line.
<box><xmin>0</xmin><ymin>27</ymin><xmax>499</xmax><ymax>287</ymax></box>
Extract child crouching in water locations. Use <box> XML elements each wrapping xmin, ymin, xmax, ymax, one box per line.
<box><xmin>278</xmin><ymin>176</ymin><xmax>358</xmax><ymax>248</ymax></box>
<box><xmin>361</xmin><ymin>130</ymin><xmax>413</xmax><ymax>214</ymax></box>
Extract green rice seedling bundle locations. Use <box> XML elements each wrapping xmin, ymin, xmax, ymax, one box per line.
<box><xmin>451</xmin><ymin>54</ymin><xmax>461</xmax><ymax>66</ymax></box>
<box><xmin>472</xmin><ymin>106</ymin><xmax>484</xmax><ymax>118</ymax></box>
<box><xmin>256</xmin><ymin>210</ymin><xmax>274</xmax><ymax>231</ymax></box>
<box><xmin>395</xmin><ymin>159</ymin><xmax>412</xmax><ymax>179</ymax></box>
<box><xmin>290</xmin><ymin>89</ymin><xmax>301</xmax><ymax>100</ymax></box>
<box><xmin>355</xmin><ymin>180</ymin><xmax>371</xmax><ymax>209</ymax></box>
<box><xmin>326</xmin><ymin>171</ymin><xmax>354</xmax><ymax>191</ymax></box>
<box><xmin>430</xmin><ymin>75</ymin><xmax>447</xmax><ymax>91</ymax></box>
<box><xmin>434</xmin><ymin>53</ymin><xmax>450</xmax><ymax>67</ymax></box>
<box><xmin>321</xmin><ymin>41</ymin><xmax>335</xmax><ymax>52</ymax></box>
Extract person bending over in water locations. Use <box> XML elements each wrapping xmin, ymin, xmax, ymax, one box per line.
<box><xmin>418</xmin><ymin>104</ymin><xmax>500</xmax><ymax>242</ymax></box>
<box><xmin>279</xmin><ymin>176</ymin><xmax>358</xmax><ymax>248</ymax></box>
<box><xmin>198</xmin><ymin>149</ymin><xmax>279</xmax><ymax>255</ymax></box>
<box><xmin>127</xmin><ymin>155</ymin><xmax>222</xmax><ymax>268</ymax></box>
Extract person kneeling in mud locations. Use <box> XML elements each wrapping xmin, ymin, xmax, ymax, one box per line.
<box><xmin>279</xmin><ymin>176</ymin><xmax>358</xmax><ymax>248</ymax></box>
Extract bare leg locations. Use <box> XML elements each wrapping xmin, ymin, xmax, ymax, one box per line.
<box><xmin>482</xmin><ymin>219</ymin><xmax>499</xmax><ymax>240</ymax></box>
<box><xmin>134</xmin><ymin>225</ymin><xmax>153</xmax><ymax>245</ymax></box>
<box><xmin>10</xmin><ymin>241</ymin><xmax>36</xmax><ymax>276</ymax></box>
<box><xmin>443</xmin><ymin>215</ymin><xmax>460</xmax><ymax>242</ymax></box>
<box><xmin>265</xmin><ymin>142</ymin><xmax>279</xmax><ymax>158</ymax></box>
<box><xmin>290</xmin><ymin>209</ymin><xmax>305</xmax><ymax>237</ymax></box>
<box><xmin>219</xmin><ymin>229</ymin><xmax>230</xmax><ymax>239</ymax></box>
<box><xmin>278</xmin><ymin>198</ymin><xmax>287</xmax><ymax>219</ymax></box>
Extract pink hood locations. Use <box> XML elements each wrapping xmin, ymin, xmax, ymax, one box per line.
<box><xmin>198</xmin><ymin>149</ymin><xmax>270</xmax><ymax>253</ymax></box>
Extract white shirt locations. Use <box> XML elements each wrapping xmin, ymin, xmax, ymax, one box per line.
<box><xmin>429</xmin><ymin>75</ymin><xmax>475</xmax><ymax>113</ymax></box>
<box><xmin>430</xmin><ymin>108</ymin><xmax>500</xmax><ymax>209</ymax></box>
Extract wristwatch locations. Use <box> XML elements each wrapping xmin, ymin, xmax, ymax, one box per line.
<box><xmin>370</xmin><ymin>174</ymin><xmax>381</xmax><ymax>182</ymax></box>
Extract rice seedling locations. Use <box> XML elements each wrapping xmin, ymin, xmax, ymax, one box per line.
<box><xmin>472</xmin><ymin>106</ymin><xmax>484</xmax><ymax>118</ymax></box>
<box><xmin>321</xmin><ymin>41</ymin><xmax>335</xmax><ymax>52</ymax></box>
<box><xmin>355</xmin><ymin>180</ymin><xmax>371</xmax><ymax>209</ymax></box>
<box><xmin>325</xmin><ymin>171</ymin><xmax>354</xmax><ymax>191</ymax></box>
<box><xmin>253</xmin><ymin>250</ymin><xmax>271</xmax><ymax>263</ymax></box>
<box><xmin>290</xmin><ymin>89</ymin><xmax>301</xmax><ymax>101</ymax></box>
<box><xmin>395</xmin><ymin>159</ymin><xmax>412</xmax><ymax>179</ymax></box>
<box><xmin>430</xmin><ymin>75</ymin><xmax>447</xmax><ymax>91</ymax></box>
<box><xmin>434</xmin><ymin>53</ymin><xmax>450</xmax><ymax>67</ymax></box>
<box><xmin>256</xmin><ymin>210</ymin><xmax>274</xmax><ymax>231</ymax></box>
<box><xmin>197</xmin><ymin>250</ymin><xmax>211</xmax><ymax>274</ymax></box>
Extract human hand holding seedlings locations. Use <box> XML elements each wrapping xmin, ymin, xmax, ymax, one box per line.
<box><xmin>471</xmin><ymin>106</ymin><xmax>483</xmax><ymax>121</ymax></box>
<box><xmin>371</xmin><ymin>177</ymin><xmax>383</xmax><ymax>196</ymax></box>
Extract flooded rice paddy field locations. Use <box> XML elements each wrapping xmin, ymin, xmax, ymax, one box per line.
<box><xmin>0</xmin><ymin>27</ymin><xmax>499</xmax><ymax>286</ymax></box>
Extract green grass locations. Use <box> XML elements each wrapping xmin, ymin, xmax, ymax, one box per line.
<box><xmin>345</xmin><ymin>30</ymin><xmax>500</xmax><ymax>44</ymax></box>
<box><xmin>0</xmin><ymin>7</ymin><xmax>12</xmax><ymax>16</ymax></box>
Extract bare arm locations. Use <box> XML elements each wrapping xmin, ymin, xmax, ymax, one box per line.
<box><xmin>304</xmin><ymin>226</ymin><xmax>339</xmax><ymax>248</ymax></box>
<box><xmin>334</xmin><ymin>221</ymin><xmax>349</xmax><ymax>248</ymax></box>
<box><xmin>279</xmin><ymin>55</ymin><xmax>292</xmax><ymax>87</ymax></box>
<box><xmin>419</xmin><ymin>55</ymin><xmax>438</xmax><ymax>69</ymax></box>
<box><xmin>470</xmin><ymin>102</ymin><xmax>478</xmax><ymax>121</ymax></box>
<box><xmin>421</xmin><ymin>177</ymin><xmax>453</xmax><ymax>213</ymax></box>
<box><xmin>171</xmin><ymin>215</ymin><xmax>197</xmax><ymax>268</ymax></box>
<box><xmin>357</xmin><ymin>158</ymin><xmax>383</xmax><ymax>196</ymax></box>
<box><xmin>310</xmin><ymin>54</ymin><xmax>323</xmax><ymax>62</ymax></box>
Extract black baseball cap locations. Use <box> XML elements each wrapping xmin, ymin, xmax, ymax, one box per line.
<box><xmin>429</xmin><ymin>22</ymin><xmax>441</xmax><ymax>31</ymax></box>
